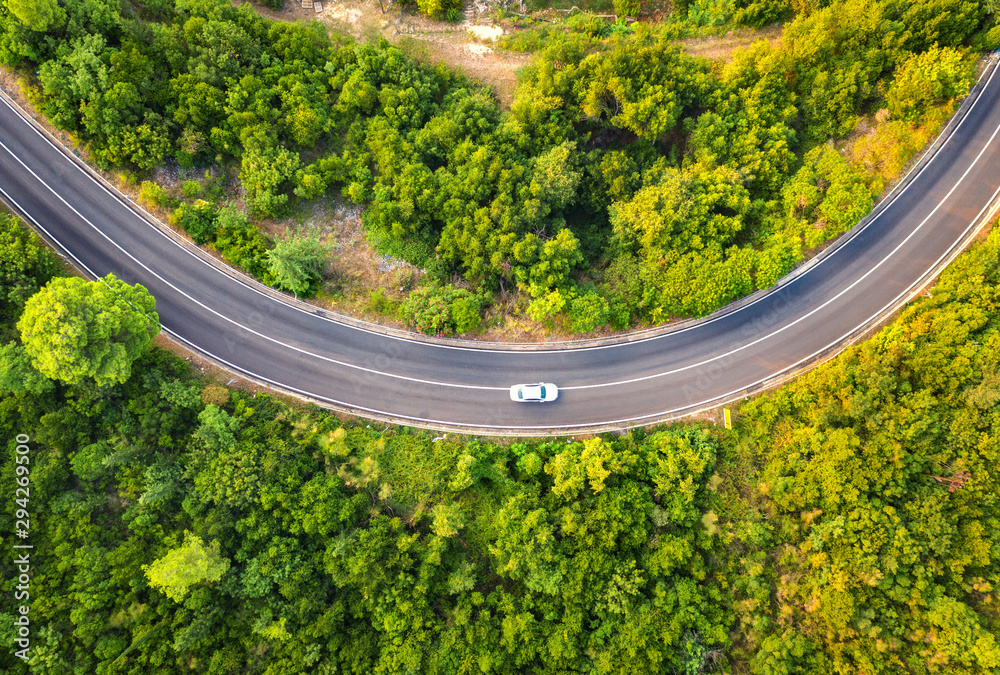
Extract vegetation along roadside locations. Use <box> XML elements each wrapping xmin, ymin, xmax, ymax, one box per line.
<box><xmin>0</xmin><ymin>0</ymin><xmax>996</xmax><ymax>338</ymax></box>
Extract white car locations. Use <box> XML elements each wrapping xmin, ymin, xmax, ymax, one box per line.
<box><xmin>510</xmin><ymin>383</ymin><xmax>559</xmax><ymax>403</ymax></box>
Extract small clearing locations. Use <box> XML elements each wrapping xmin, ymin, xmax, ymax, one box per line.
<box><xmin>678</xmin><ymin>23</ymin><xmax>783</xmax><ymax>62</ymax></box>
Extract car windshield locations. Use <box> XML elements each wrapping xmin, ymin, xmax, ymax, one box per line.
<box><xmin>538</xmin><ymin>386</ymin><xmax>546</xmax><ymax>398</ymax></box>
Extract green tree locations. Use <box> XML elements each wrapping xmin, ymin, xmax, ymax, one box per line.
<box><xmin>266</xmin><ymin>231</ymin><xmax>329</xmax><ymax>297</ymax></box>
<box><xmin>416</xmin><ymin>0</ymin><xmax>461</xmax><ymax>18</ymax></box>
<box><xmin>524</xmin><ymin>141</ymin><xmax>583</xmax><ymax>222</ymax></box>
<box><xmin>37</xmin><ymin>33</ymin><xmax>110</xmax><ymax>131</ymax></box>
<box><xmin>577</xmin><ymin>43</ymin><xmax>688</xmax><ymax>142</ymax></box>
<box><xmin>5</xmin><ymin>0</ymin><xmax>64</xmax><ymax>32</ymax></box>
<box><xmin>0</xmin><ymin>213</ymin><xmax>61</xmax><ymax>330</ymax></box>
<box><xmin>783</xmin><ymin>145</ymin><xmax>873</xmax><ymax>247</ymax></box>
<box><xmin>214</xmin><ymin>208</ymin><xmax>274</xmax><ymax>282</ymax></box>
<box><xmin>614</xmin><ymin>0</ymin><xmax>643</xmax><ymax>17</ymax></box>
<box><xmin>143</xmin><ymin>533</ymin><xmax>230</xmax><ymax>602</ymax></box>
<box><xmin>489</xmin><ymin>494</ymin><xmax>565</xmax><ymax>595</ymax></box>
<box><xmin>241</xmin><ymin>141</ymin><xmax>302</xmax><ymax>217</ymax></box>
<box><xmin>523</xmin><ymin>228</ymin><xmax>584</xmax><ymax>296</ymax></box>
<box><xmin>102</xmin><ymin>116</ymin><xmax>172</xmax><ymax>170</ymax></box>
<box><xmin>17</xmin><ymin>274</ymin><xmax>159</xmax><ymax>387</ymax></box>
<box><xmin>568</xmin><ymin>291</ymin><xmax>611</xmax><ymax>332</ymax></box>
<box><xmin>173</xmin><ymin>199</ymin><xmax>219</xmax><ymax>245</ymax></box>
<box><xmin>450</xmin><ymin>293</ymin><xmax>481</xmax><ymax>333</ymax></box>
<box><xmin>527</xmin><ymin>287</ymin><xmax>572</xmax><ymax>324</ymax></box>
<box><xmin>401</xmin><ymin>284</ymin><xmax>480</xmax><ymax>335</ymax></box>
<box><xmin>168</xmin><ymin>73</ymin><xmax>226</xmax><ymax>132</ymax></box>
<box><xmin>887</xmin><ymin>46</ymin><xmax>976</xmax><ymax>122</ymax></box>
<box><xmin>610</xmin><ymin>167</ymin><xmax>750</xmax><ymax>259</ymax></box>
<box><xmin>0</xmin><ymin>341</ymin><xmax>55</xmax><ymax>394</ymax></box>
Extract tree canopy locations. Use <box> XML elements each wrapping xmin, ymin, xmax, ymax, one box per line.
<box><xmin>5</xmin><ymin>0</ymin><xmax>63</xmax><ymax>32</ymax></box>
<box><xmin>17</xmin><ymin>274</ymin><xmax>159</xmax><ymax>387</ymax></box>
<box><xmin>144</xmin><ymin>533</ymin><xmax>230</xmax><ymax>602</ymax></box>
<box><xmin>266</xmin><ymin>231</ymin><xmax>329</xmax><ymax>297</ymax></box>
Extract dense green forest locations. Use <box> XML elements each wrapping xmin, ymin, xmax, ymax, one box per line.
<box><xmin>3</xmin><ymin>198</ymin><xmax>1000</xmax><ymax>672</ymax></box>
<box><xmin>0</xmin><ymin>0</ymin><xmax>995</xmax><ymax>334</ymax></box>
<box><xmin>1</xmin><ymin>0</ymin><xmax>998</xmax><ymax>670</ymax></box>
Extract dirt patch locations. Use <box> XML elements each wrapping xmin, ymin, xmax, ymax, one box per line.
<box><xmin>302</xmin><ymin>200</ymin><xmax>419</xmax><ymax>303</ymax></box>
<box><xmin>328</xmin><ymin>6</ymin><xmax>364</xmax><ymax>23</ymax></box>
<box><xmin>678</xmin><ymin>23</ymin><xmax>782</xmax><ymax>62</ymax></box>
<box><xmin>684</xmin><ymin>406</ymin><xmax>731</xmax><ymax>427</ymax></box>
<box><xmin>468</xmin><ymin>43</ymin><xmax>494</xmax><ymax>55</ymax></box>
<box><xmin>468</xmin><ymin>24</ymin><xmax>504</xmax><ymax>40</ymax></box>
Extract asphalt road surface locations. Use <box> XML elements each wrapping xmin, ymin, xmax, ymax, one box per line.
<box><xmin>2</xmin><ymin>57</ymin><xmax>1000</xmax><ymax>434</ymax></box>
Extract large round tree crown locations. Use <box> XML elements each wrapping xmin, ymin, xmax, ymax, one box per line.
<box><xmin>17</xmin><ymin>274</ymin><xmax>159</xmax><ymax>388</ymax></box>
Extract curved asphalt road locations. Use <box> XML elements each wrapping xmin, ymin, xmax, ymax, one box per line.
<box><xmin>2</xmin><ymin>57</ymin><xmax>1000</xmax><ymax>434</ymax></box>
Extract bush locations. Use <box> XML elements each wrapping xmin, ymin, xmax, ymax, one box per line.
<box><xmin>450</xmin><ymin>294</ymin><xmax>482</xmax><ymax>334</ymax></box>
<box><xmin>984</xmin><ymin>25</ymin><xmax>1000</xmax><ymax>51</ymax></box>
<box><xmin>365</xmin><ymin>289</ymin><xmax>401</xmax><ymax>318</ymax></box>
<box><xmin>783</xmin><ymin>145</ymin><xmax>874</xmax><ymax>246</ymax></box>
<box><xmin>568</xmin><ymin>291</ymin><xmax>610</xmax><ymax>333</ymax></box>
<box><xmin>613</xmin><ymin>0</ymin><xmax>642</xmax><ymax>18</ymax></box>
<box><xmin>733</xmin><ymin>0</ymin><xmax>791</xmax><ymax>27</ymax></box>
<box><xmin>416</xmin><ymin>0</ymin><xmax>461</xmax><ymax>19</ymax></box>
<box><xmin>688</xmin><ymin>0</ymin><xmax>733</xmax><ymax>26</ymax></box>
<box><xmin>886</xmin><ymin>46</ymin><xmax>976</xmax><ymax>122</ymax></box>
<box><xmin>138</xmin><ymin>181</ymin><xmax>167</xmax><ymax>209</ymax></box>
<box><xmin>527</xmin><ymin>288</ymin><xmax>571</xmax><ymax>324</ymax></box>
<box><xmin>604</xmin><ymin>290</ymin><xmax>631</xmax><ymax>330</ymax></box>
<box><xmin>214</xmin><ymin>208</ymin><xmax>274</xmax><ymax>283</ymax></box>
<box><xmin>173</xmin><ymin>200</ymin><xmax>219</xmax><ymax>245</ymax></box>
<box><xmin>241</xmin><ymin>144</ymin><xmax>300</xmax><ymax>217</ymax></box>
<box><xmin>565</xmin><ymin>12</ymin><xmax>612</xmax><ymax>38</ymax></box>
<box><xmin>401</xmin><ymin>284</ymin><xmax>481</xmax><ymax>335</ymax></box>
<box><xmin>403</xmin><ymin>285</ymin><xmax>452</xmax><ymax>335</ymax></box>
<box><xmin>266</xmin><ymin>231</ymin><xmax>329</xmax><ymax>297</ymax></box>
<box><xmin>848</xmin><ymin>117</ymin><xmax>930</xmax><ymax>193</ymax></box>
<box><xmin>753</xmin><ymin>233</ymin><xmax>800</xmax><ymax>289</ymax></box>
<box><xmin>181</xmin><ymin>180</ymin><xmax>202</xmax><ymax>198</ymax></box>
